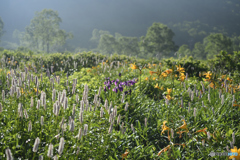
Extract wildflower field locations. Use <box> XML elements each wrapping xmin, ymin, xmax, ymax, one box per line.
<box><xmin>0</xmin><ymin>50</ymin><xmax>240</xmax><ymax>159</ymax></box>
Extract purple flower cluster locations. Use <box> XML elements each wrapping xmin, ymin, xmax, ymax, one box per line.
<box><xmin>103</xmin><ymin>77</ymin><xmax>137</xmax><ymax>94</ymax></box>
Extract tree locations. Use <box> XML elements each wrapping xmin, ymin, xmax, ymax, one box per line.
<box><xmin>0</xmin><ymin>17</ymin><xmax>4</xmax><ymax>42</ymax></box>
<box><xmin>203</xmin><ymin>33</ymin><xmax>232</xmax><ymax>59</ymax></box>
<box><xmin>140</xmin><ymin>22</ymin><xmax>178</xmax><ymax>57</ymax></box>
<box><xmin>192</xmin><ymin>42</ymin><xmax>206</xmax><ymax>59</ymax></box>
<box><xmin>98</xmin><ymin>34</ymin><xmax>117</xmax><ymax>55</ymax></box>
<box><xmin>178</xmin><ymin>44</ymin><xmax>191</xmax><ymax>57</ymax></box>
<box><xmin>90</xmin><ymin>29</ymin><xmax>110</xmax><ymax>48</ymax></box>
<box><xmin>23</xmin><ymin>9</ymin><xmax>73</xmax><ymax>53</ymax></box>
<box><xmin>231</xmin><ymin>35</ymin><xmax>240</xmax><ymax>51</ymax></box>
<box><xmin>117</xmin><ymin>36</ymin><xmax>139</xmax><ymax>55</ymax></box>
<box><xmin>12</xmin><ymin>29</ymin><xmax>25</xmax><ymax>45</ymax></box>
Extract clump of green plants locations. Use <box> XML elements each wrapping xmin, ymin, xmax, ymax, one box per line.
<box><xmin>0</xmin><ymin>50</ymin><xmax>239</xmax><ymax>159</ymax></box>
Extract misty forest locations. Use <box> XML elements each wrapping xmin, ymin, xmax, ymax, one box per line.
<box><xmin>0</xmin><ymin>0</ymin><xmax>240</xmax><ymax>159</ymax></box>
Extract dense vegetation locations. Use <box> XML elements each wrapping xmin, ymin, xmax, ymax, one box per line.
<box><xmin>0</xmin><ymin>49</ymin><xmax>239</xmax><ymax>159</ymax></box>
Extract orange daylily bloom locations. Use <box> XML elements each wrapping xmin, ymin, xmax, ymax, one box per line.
<box><xmin>152</xmin><ymin>77</ymin><xmax>157</xmax><ymax>80</ymax></box>
<box><xmin>154</xmin><ymin>83</ymin><xmax>160</xmax><ymax>89</ymax></box>
<box><xmin>122</xmin><ymin>149</ymin><xmax>129</xmax><ymax>160</ymax></box>
<box><xmin>145</xmin><ymin>77</ymin><xmax>149</xmax><ymax>81</ymax></box>
<box><xmin>166</xmin><ymin>94</ymin><xmax>171</xmax><ymax>100</ymax></box>
<box><xmin>161</xmin><ymin>121</ymin><xmax>171</xmax><ymax>135</ymax></box>
<box><xmin>233</xmin><ymin>101</ymin><xmax>240</xmax><ymax>107</ymax></box>
<box><xmin>179</xmin><ymin>73</ymin><xmax>186</xmax><ymax>82</ymax></box>
<box><xmin>195</xmin><ymin>128</ymin><xmax>207</xmax><ymax>135</ymax></box>
<box><xmin>157</xmin><ymin>145</ymin><xmax>171</xmax><ymax>156</ymax></box>
<box><xmin>165</xmin><ymin>69</ymin><xmax>173</xmax><ymax>74</ymax></box>
<box><xmin>150</xmin><ymin>71</ymin><xmax>157</xmax><ymax>75</ymax></box>
<box><xmin>204</xmin><ymin>71</ymin><xmax>212</xmax><ymax>80</ymax></box>
<box><xmin>176</xmin><ymin>130</ymin><xmax>188</xmax><ymax>138</ymax></box>
<box><xmin>167</xmin><ymin>88</ymin><xmax>172</xmax><ymax>94</ymax></box>
<box><xmin>227</xmin><ymin>77</ymin><xmax>233</xmax><ymax>82</ymax></box>
<box><xmin>130</xmin><ymin>63</ymin><xmax>138</xmax><ymax>70</ymax></box>
<box><xmin>176</xmin><ymin>64</ymin><xmax>185</xmax><ymax>73</ymax></box>
<box><xmin>161</xmin><ymin>72</ymin><xmax>167</xmax><ymax>78</ymax></box>
<box><xmin>209</xmin><ymin>82</ymin><xmax>215</xmax><ymax>89</ymax></box>
<box><xmin>178</xmin><ymin>119</ymin><xmax>189</xmax><ymax>132</ymax></box>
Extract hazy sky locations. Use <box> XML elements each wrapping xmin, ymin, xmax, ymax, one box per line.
<box><xmin>0</xmin><ymin>0</ymin><xmax>239</xmax><ymax>48</ymax></box>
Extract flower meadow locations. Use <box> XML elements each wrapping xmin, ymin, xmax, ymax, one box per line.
<box><xmin>0</xmin><ymin>50</ymin><xmax>240</xmax><ymax>159</ymax></box>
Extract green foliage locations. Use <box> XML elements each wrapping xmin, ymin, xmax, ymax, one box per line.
<box><xmin>140</xmin><ymin>22</ymin><xmax>178</xmax><ymax>57</ymax></box>
<box><xmin>0</xmin><ymin>16</ymin><xmax>4</xmax><ymax>42</ymax></box>
<box><xmin>0</xmin><ymin>50</ymin><xmax>239</xmax><ymax>159</ymax></box>
<box><xmin>164</xmin><ymin>56</ymin><xmax>208</xmax><ymax>77</ymax></box>
<box><xmin>98</xmin><ymin>34</ymin><xmax>117</xmax><ymax>55</ymax></box>
<box><xmin>90</xmin><ymin>29</ymin><xmax>111</xmax><ymax>47</ymax></box>
<box><xmin>192</xmin><ymin>42</ymin><xmax>206</xmax><ymax>59</ymax></box>
<box><xmin>23</xmin><ymin>9</ymin><xmax>73</xmax><ymax>53</ymax></box>
<box><xmin>203</xmin><ymin>33</ymin><xmax>232</xmax><ymax>59</ymax></box>
<box><xmin>231</xmin><ymin>35</ymin><xmax>240</xmax><ymax>51</ymax></box>
<box><xmin>178</xmin><ymin>44</ymin><xmax>191</xmax><ymax>57</ymax></box>
<box><xmin>209</xmin><ymin>50</ymin><xmax>240</xmax><ymax>76</ymax></box>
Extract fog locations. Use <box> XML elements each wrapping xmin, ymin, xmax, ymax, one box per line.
<box><xmin>0</xmin><ymin>0</ymin><xmax>240</xmax><ymax>53</ymax></box>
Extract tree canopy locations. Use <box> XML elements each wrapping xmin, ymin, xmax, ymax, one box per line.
<box><xmin>23</xmin><ymin>9</ymin><xmax>73</xmax><ymax>53</ymax></box>
<box><xmin>140</xmin><ymin>22</ymin><xmax>178</xmax><ymax>57</ymax></box>
<box><xmin>203</xmin><ymin>33</ymin><xmax>232</xmax><ymax>59</ymax></box>
<box><xmin>0</xmin><ymin>17</ymin><xmax>4</xmax><ymax>42</ymax></box>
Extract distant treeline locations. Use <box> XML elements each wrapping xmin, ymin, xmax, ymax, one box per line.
<box><xmin>0</xmin><ymin>9</ymin><xmax>240</xmax><ymax>60</ymax></box>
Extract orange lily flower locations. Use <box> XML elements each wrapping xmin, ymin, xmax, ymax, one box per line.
<box><xmin>161</xmin><ymin>72</ymin><xmax>167</xmax><ymax>78</ymax></box>
<box><xmin>161</xmin><ymin>121</ymin><xmax>171</xmax><ymax>135</ymax></box>
<box><xmin>195</xmin><ymin>128</ymin><xmax>207</xmax><ymax>135</ymax></box>
<box><xmin>176</xmin><ymin>64</ymin><xmax>185</xmax><ymax>73</ymax></box>
<box><xmin>178</xmin><ymin>119</ymin><xmax>189</xmax><ymax>132</ymax></box>
<box><xmin>166</xmin><ymin>94</ymin><xmax>172</xmax><ymax>100</ymax></box>
<box><xmin>122</xmin><ymin>149</ymin><xmax>129</xmax><ymax>160</ymax></box>
<box><xmin>165</xmin><ymin>69</ymin><xmax>173</xmax><ymax>74</ymax></box>
<box><xmin>157</xmin><ymin>145</ymin><xmax>171</xmax><ymax>156</ymax></box>
<box><xmin>154</xmin><ymin>83</ymin><xmax>160</xmax><ymax>89</ymax></box>
<box><xmin>130</xmin><ymin>63</ymin><xmax>138</xmax><ymax>70</ymax></box>
<box><xmin>149</xmin><ymin>71</ymin><xmax>157</xmax><ymax>75</ymax></box>
<box><xmin>167</xmin><ymin>88</ymin><xmax>172</xmax><ymax>94</ymax></box>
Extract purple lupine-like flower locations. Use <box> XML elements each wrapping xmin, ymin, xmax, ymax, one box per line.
<box><xmin>128</xmin><ymin>80</ymin><xmax>134</xmax><ymax>86</ymax></box>
<box><xmin>114</xmin><ymin>79</ymin><xmax>119</xmax><ymax>86</ymax></box>
<box><xmin>104</xmin><ymin>86</ymin><xmax>107</xmax><ymax>92</ymax></box>
<box><xmin>118</xmin><ymin>85</ymin><xmax>123</xmax><ymax>92</ymax></box>
<box><xmin>107</xmin><ymin>84</ymin><xmax>111</xmax><ymax>90</ymax></box>
<box><xmin>119</xmin><ymin>73</ymin><xmax>121</xmax><ymax>77</ymax></box>
<box><xmin>119</xmin><ymin>83</ymin><xmax>123</xmax><ymax>88</ymax></box>
<box><xmin>120</xmin><ymin>82</ymin><xmax>125</xmax><ymax>86</ymax></box>
<box><xmin>124</xmin><ymin>91</ymin><xmax>128</xmax><ymax>95</ymax></box>
<box><xmin>129</xmin><ymin>89</ymin><xmax>132</xmax><ymax>95</ymax></box>
<box><xmin>113</xmin><ymin>87</ymin><xmax>118</xmax><ymax>93</ymax></box>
